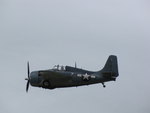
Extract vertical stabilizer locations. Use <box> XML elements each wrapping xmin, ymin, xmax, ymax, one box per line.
<box><xmin>101</xmin><ymin>55</ymin><xmax>119</xmax><ymax>78</ymax></box>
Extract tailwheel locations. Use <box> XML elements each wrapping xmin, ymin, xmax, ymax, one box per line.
<box><xmin>102</xmin><ymin>83</ymin><xmax>106</xmax><ymax>88</ymax></box>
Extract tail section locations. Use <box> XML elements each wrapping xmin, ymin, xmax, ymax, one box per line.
<box><xmin>101</xmin><ymin>55</ymin><xmax>119</xmax><ymax>80</ymax></box>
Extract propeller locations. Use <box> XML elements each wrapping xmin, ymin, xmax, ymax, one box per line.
<box><xmin>25</xmin><ymin>62</ymin><xmax>30</xmax><ymax>92</ymax></box>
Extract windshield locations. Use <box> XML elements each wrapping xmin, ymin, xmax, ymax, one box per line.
<box><xmin>52</xmin><ymin>65</ymin><xmax>65</xmax><ymax>71</ymax></box>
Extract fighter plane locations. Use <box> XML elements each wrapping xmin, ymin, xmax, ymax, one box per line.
<box><xmin>25</xmin><ymin>55</ymin><xmax>119</xmax><ymax>92</ymax></box>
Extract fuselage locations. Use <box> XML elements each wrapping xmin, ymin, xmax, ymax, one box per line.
<box><xmin>29</xmin><ymin>66</ymin><xmax>115</xmax><ymax>89</ymax></box>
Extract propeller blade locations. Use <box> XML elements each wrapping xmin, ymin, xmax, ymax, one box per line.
<box><xmin>26</xmin><ymin>62</ymin><xmax>30</xmax><ymax>93</ymax></box>
<box><xmin>27</xmin><ymin>62</ymin><xmax>30</xmax><ymax>78</ymax></box>
<box><xmin>26</xmin><ymin>80</ymin><xmax>30</xmax><ymax>92</ymax></box>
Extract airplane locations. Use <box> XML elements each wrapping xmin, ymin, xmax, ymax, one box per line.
<box><xmin>25</xmin><ymin>55</ymin><xmax>119</xmax><ymax>92</ymax></box>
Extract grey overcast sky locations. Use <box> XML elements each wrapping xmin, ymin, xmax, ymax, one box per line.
<box><xmin>0</xmin><ymin>0</ymin><xmax>150</xmax><ymax>113</ymax></box>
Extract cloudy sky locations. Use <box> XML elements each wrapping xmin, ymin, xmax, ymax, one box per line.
<box><xmin>0</xmin><ymin>0</ymin><xmax>150</xmax><ymax>113</ymax></box>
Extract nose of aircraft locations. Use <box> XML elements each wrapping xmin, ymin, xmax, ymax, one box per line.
<box><xmin>29</xmin><ymin>71</ymin><xmax>39</xmax><ymax>86</ymax></box>
<box><xmin>25</xmin><ymin>62</ymin><xmax>40</xmax><ymax>92</ymax></box>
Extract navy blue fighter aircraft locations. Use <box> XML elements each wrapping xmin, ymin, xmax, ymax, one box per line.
<box><xmin>25</xmin><ymin>55</ymin><xmax>119</xmax><ymax>92</ymax></box>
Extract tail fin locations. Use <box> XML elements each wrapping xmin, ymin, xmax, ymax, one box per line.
<box><xmin>101</xmin><ymin>55</ymin><xmax>119</xmax><ymax>79</ymax></box>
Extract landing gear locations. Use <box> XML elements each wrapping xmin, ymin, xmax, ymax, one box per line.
<box><xmin>102</xmin><ymin>83</ymin><xmax>106</xmax><ymax>88</ymax></box>
<box><xmin>43</xmin><ymin>80</ymin><xmax>50</xmax><ymax>88</ymax></box>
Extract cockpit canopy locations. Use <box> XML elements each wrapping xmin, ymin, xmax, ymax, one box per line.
<box><xmin>52</xmin><ymin>65</ymin><xmax>66</xmax><ymax>71</ymax></box>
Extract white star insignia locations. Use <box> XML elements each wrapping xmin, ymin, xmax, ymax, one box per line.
<box><xmin>77</xmin><ymin>73</ymin><xmax>96</xmax><ymax>80</ymax></box>
<box><xmin>83</xmin><ymin>73</ymin><xmax>90</xmax><ymax>80</ymax></box>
